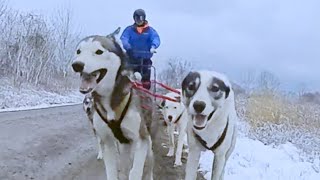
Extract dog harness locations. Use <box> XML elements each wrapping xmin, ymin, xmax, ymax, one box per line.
<box><xmin>93</xmin><ymin>91</ymin><xmax>132</xmax><ymax>144</ymax></box>
<box><xmin>173</xmin><ymin>110</ymin><xmax>184</xmax><ymax>124</ymax></box>
<box><xmin>193</xmin><ymin>117</ymin><xmax>229</xmax><ymax>151</ymax></box>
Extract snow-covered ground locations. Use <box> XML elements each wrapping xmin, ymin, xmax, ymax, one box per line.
<box><xmin>0</xmin><ymin>80</ymin><xmax>83</xmax><ymax>112</ymax></box>
<box><xmin>1</xmin><ymin>81</ymin><xmax>319</xmax><ymax>180</ymax></box>
<box><xmin>199</xmin><ymin>135</ymin><xmax>320</xmax><ymax>180</ymax></box>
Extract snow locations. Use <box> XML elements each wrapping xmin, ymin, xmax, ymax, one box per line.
<box><xmin>1</xmin><ymin>80</ymin><xmax>319</xmax><ymax>180</ymax></box>
<box><xmin>199</xmin><ymin>135</ymin><xmax>320</xmax><ymax>180</ymax></box>
<box><xmin>0</xmin><ymin>79</ymin><xmax>83</xmax><ymax>112</ymax></box>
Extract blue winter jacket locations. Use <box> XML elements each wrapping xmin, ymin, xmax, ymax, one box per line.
<box><xmin>120</xmin><ymin>24</ymin><xmax>160</xmax><ymax>60</ymax></box>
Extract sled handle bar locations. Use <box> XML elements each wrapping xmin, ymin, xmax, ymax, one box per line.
<box><xmin>126</xmin><ymin>50</ymin><xmax>156</xmax><ymax>54</ymax></box>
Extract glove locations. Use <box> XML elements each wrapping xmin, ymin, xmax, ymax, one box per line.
<box><xmin>150</xmin><ymin>46</ymin><xmax>157</xmax><ymax>53</ymax></box>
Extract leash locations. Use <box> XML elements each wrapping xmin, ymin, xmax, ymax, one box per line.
<box><xmin>131</xmin><ymin>82</ymin><xmax>180</xmax><ymax>103</ymax></box>
<box><xmin>150</xmin><ymin>80</ymin><xmax>181</xmax><ymax>95</ymax></box>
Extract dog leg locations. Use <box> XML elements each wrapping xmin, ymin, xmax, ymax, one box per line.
<box><xmin>212</xmin><ymin>133</ymin><xmax>236</xmax><ymax>180</ymax></box>
<box><xmin>118</xmin><ymin>143</ymin><xmax>134</xmax><ymax>180</ymax></box>
<box><xmin>218</xmin><ymin>128</ymin><xmax>237</xmax><ymax>180</ymax></box>
<box><xmin>211</xmin><ymin>152</ymin><xmax>227</xmax><ymax>180</ymax></box>
<box><xmin>142</xmin><ymin>137</ymin><xmax>154</xmax><ymax>180</ymax></box>
<box><xmin>166</xmin><ymin>125</ymin><xmax>175</xmax><ymax>157</ymax></box>
<box><xmin>174</xmin><ymin>126</ymin><xmax>186</xmax><ymax>167</ymax></box>
<box><xmin>102</xmin><ymin>138</ymin><xmax>119</xmax><ymax>180</ymax></box>
<box><xmin>225</xmin><ymin>128</ymin><xmax>237</xmax><ymax>161</ymax></box>
<box><xmin>96</xmin><ymin>135</ymin><xmax>103</xmax><ymax>160</ymax></box>
<box><xmin>185</xmin><ymin>132</ymin><xmax>202</xmax><ymax>180</ymax></box>
<box><xmin>129</xmin><ymin>139</ymin><xmax>149</xmax><ymax>180</ymax></box>
<box><xmin>182</xmin><ymin>131</ymin><xmax>189</xmax><ymax>151</ymax></box>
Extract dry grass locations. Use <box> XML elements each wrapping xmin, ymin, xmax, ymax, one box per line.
<box><xmin>246</xmin><ymin>91</ymin><xmax>295</xmax><ymax>127</ymax></box>
<box><xmin>235</xmin><ymin>90</ymin><xmax>320</xmax><ymax>163</ymax></box>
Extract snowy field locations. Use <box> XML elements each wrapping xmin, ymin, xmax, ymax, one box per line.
<box><xmin>0</xmin><ymin>79</ymin><xmax>83</xmax><ymax>112</ymax></box>
<box><xmin>199</xmin><ymin>134</ymin><xmax>320</xmax><ymax>180</ymax></box>
<box><xmin>0</xmin><ymin>80</ymin><xmax>319</xmax><ymax>180</ymax></box>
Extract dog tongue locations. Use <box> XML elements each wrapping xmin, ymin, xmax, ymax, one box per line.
<box><xmin>194</xmin><ymin>114</ymin><xmax>206</xmax><ymax>126</ymax></box>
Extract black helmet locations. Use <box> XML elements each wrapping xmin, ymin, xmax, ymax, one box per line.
<box><xmin>133</xmin><ymin>9</ymin><xmax>146</xmax><ymax>26</ymax></box>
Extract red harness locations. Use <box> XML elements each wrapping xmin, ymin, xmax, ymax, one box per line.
<box><xmin>131</xmin><ymin>81</ymin><xmax>180</xmax><ymax>102</ymax></box>
<box><xmin>131</xmin><ymin>80</ymin><xmax>181</xmax><ymax>110</ymax></box>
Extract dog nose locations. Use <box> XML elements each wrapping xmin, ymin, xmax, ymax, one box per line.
<box><xmin>72</xmin><ymin>61</ymin><xmax>85</xmax><ymax>72</ymax></box>
<box><xmin>193</xmin><ymin>100</ymin><xmax>206</xmax><ymax>113</ymax></box>
<box><xmin>168</xmin><ymin>115</ymin><xmax>173</xmax><ymax>121</ymax></box>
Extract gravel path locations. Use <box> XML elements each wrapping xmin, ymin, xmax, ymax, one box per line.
<box><xmin>0</xmin><ymin>105</ymin><xmax>205</xmax><ymax>180</ymax></box>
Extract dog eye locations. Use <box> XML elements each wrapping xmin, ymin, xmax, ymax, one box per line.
<box><xmin>95</xmin><ymin>49</ymin><xmax>104</xmax><ymax>55</ymax></box>
<box><xmin>76</xmin><ymin>49</ymin><xmax>81</xmax><ymax>54</ymax></box>
<box><xmin>210</xmin><ymin>85</ymin><xmax>219</xmax><ymax>92</ymax></box>
<box><xmin>188</xmin><ymin>82</ymin><xmax>196</xmax><ymax>91</ymax></box>
<box><xmin>174</xmin><ymin>107</ymin><xmax>177</xmax><ymax>109</ymax></box>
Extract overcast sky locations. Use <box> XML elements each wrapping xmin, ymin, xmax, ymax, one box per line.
<box><xmin>9</xmin><ymin>0</ymin><xmax>320</xmax><ymax>91</ymax></box>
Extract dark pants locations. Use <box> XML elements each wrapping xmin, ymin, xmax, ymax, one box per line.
<box><xmin>127</xmin><ymin>58</ymin><xmax>152</xmax><ymax>90</ymax></box>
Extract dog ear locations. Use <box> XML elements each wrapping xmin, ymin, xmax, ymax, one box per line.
<box><xmin>174</xmin><ymin>96</ymin><xmax>181</xmax><ymax>103</ymax></box>
<box><xmin>107</xmin><ymin>27</ymin><xmax>121</xmax><ymax>38</ymax></box>
<box><xmin>159</xmin><ymin>100</ymin><xmax>166</xmax><ymax>109</ymax></box>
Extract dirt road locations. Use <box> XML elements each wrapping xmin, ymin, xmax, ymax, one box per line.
<box><xmin>0</xmin><ymin>105</ymin><xmax>205</xmax><ymax>180</ymax></box>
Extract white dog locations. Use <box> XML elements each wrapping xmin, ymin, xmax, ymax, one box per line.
<box><xmin>181</xmin><ymin>70</ymin><xmax>237</xmax><ymax>180</ymax></box>
<box><xmin>159</xmin><ymin>89</ymin><xmax>188</xmax><ymax>167</ymax></box>
<box><xmin>82</xmin><ymin>94</ymin><xmax>103</xmax><ymax>160</ymax></box>
<box><xmin>71</xmin><ymin>28</ymin><xmax>154</xmax><ymax>180</ymax></box>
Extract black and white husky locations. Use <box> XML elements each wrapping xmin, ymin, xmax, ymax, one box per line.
<box><xmin>181</xmin><ymin>70</ymin><xmax>237</xmax><ymax>180</ymax></box>
<box><xmin>71</xmin><ymin>28</ymin><xmax>154</xmax><ymax>180</ymax></box>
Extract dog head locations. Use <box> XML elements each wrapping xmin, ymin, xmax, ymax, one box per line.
<box><xmin>181</xmin><ymin>70</ymin><xmax>233</xmax><ymax>130</ymax></box>
<box><xmin>71</xmin><ymin>27</ymin><xmax>128</xmax><ymax>95</ymax></box>
<box><xmin>83</xmin><ymin>94</ymin><xmax>94</xmax><ymax>114</ymax></box>
<box><xmin>159</xmin><ymin>90</ymin><xmax>184</xmax><ymax>124</ymax></box>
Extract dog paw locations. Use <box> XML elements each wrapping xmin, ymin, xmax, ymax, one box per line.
<box><xmin>174</xmin><ymin>161</ymin><xmax>182</xmax><ymax>167</ymax></box>
<box><xmin>97</xmin><ymin>152</ymin><xmax>103</xmax><ymax>160</ymax></box>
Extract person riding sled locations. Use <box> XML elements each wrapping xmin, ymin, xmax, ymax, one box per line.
<box><xmin>120</xmin><ymin>9</ymin><xmax>160</xmax><ymax>90</ymax></box>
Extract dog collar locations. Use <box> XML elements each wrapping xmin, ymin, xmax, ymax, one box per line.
<box><xmin>193</xmin><ymin>116</ymin><xmax>229</xmax><ymax>151</ymax></box>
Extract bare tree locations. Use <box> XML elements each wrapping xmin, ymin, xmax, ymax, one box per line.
<box><xmin>257</xmin><ymin>70</ymin><xmax>281</xmax><ymax>92</ymax></box>
<box><xmin>50</xmin><ymin>6</ymin><xmax>80</xmax><ymax>78</ymax></box>
<box><xmin>240</xmin><ymin>69</ymin><xmax>258</xmax><ymax>91</ymax></box>
<box><xmin>9</xmin><ymin>13</ymin><xmax>54</xmax><ymax>86</ymax></box>
<box><xmin>296</xmin><ymin>82</ymin><xmax>308</xmax><ymax>97</ymax></box>
<box><xmin>0</xmin><ymin>4</ymin><xmax>80</xmax><ymax>90</ymax></box>
<box><xmin>0</xmin><ymin>0</ymin><xmax>7</xmax><ymax>18</ymax></box>
<box><xmin>158</xmin><ymin>58</ymin><xmax>193</xmax><ymax>90</ymax></box>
